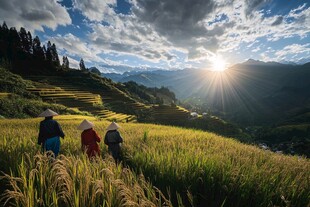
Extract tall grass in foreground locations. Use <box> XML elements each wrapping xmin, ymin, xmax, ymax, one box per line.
<box><xmin>0</xmin><ymin>117</ymin><xmax>309</xmax><ymax>206</ymax></box>
<box><xmin>1</xmin><ymin>153</ymin><xmax>171</xmax><ymax>207</ymax></box>
<box><xmin>0</xmin><ymin>117</ymin><xmax>173</xmax><ymax>207</ymax></box>
<box><xmin>121</xmin><ymin>123</ymin><xmax>310</xmax><ymax>207</ymax></box>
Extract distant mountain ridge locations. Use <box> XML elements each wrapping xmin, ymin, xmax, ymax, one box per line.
<box><xmin>102</xmin><ymin>60</ymin><xmax>310</xmax><ymax>125</ymax></box>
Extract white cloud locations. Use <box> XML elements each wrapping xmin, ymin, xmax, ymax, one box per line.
<box><xmin>67</xmin><ymin>56</ymin><xmax>80</xmax><ymax>69</ymax></box>
<box><xmin>261</xmin><ymin>43</ymin><xmax>310</xmax><ymax>63</ymax></box>
<box><xmin>70</xmin><ymin>0</ymin><xmax>310</xmax><ymax>66</ymax></box>
<box><xmin>49</xmin><ymin>33</ymin><xmax>105</xmax><ymax>63</ymax></box>
<box><xmin>72</xmin><ymin>0</ymin><xmax>117</xmax><ymax>22</ymax></box>
<box><xmin>275</xmin><ymin>43</ymin><xmax>310</xmax><ymax>59</ymax></box>
<box><xmin>0</xmin><ymin>0</ymin><xmax>71</xmax><ymax>32</ymax></box>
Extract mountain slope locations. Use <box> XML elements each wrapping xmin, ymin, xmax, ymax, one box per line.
<box><xmin>104</xmin><ymin>61</ymin><xmax>310</xmax><ymax>126</ymax></box>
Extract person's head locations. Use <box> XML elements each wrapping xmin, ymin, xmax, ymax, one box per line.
<box><xmin>38</xmin><ymin>109</ymin><xmax>59</xmax><ymax>119</ymax></box>
<box><xmin>77</xmin><ymin>119</ymin><xmax>94</xmax><ymax>131</ymax></box>
<box><xmin>106</xmin><ymin>122</ymin><xmax>120</xmax><ymax>131</ymax></box>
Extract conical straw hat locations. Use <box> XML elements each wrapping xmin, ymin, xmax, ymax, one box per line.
<box><xmin>38</xmin><ymin>109</ymin><xmax>59</xmax><ymax>117</ymax></box>
<box><xmin>77</xmin><ymin>119</ymin><xmax>94</xmax><ymax>130</ymax></box>
<box><xmin>106</xmin><ymin>122</ymin><xmax>120</xmax><ymax>131</ymax></box>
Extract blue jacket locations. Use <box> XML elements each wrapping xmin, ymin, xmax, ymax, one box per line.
<box><xmin>38</xmin><ymin>118</ymin><xmax>65</xmax><ymax>145</ymax></box>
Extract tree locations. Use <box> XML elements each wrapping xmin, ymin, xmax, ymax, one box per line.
<box><xmin>46</xmin><ymin>41</ymin><xmax>60</xmax><ymax>68</ymax></box>
<box><xmin>51</xmin><ymin>43</ymin><xmax>60</xmax><ymax>67</ymax></box>
<box><xmin>31</xmin><ymin>36</ymin><xmax>46</xmax><ymax>73</ymax></box>
<box><xmin>0</xmin><ymin>22</ymin><xmax>9</xmax><ymax>58</ymax></box>
<box><xmin>45</xmin><ymin>41</ymin><xmax>53</xmax><ymax>62</ymax></box>
<box><xmin>19</xmin><ymin>27</ymin><xmax>32</xmax><ymax>54</ymax></box>
<box><xmin>62</xmin><ymin>56</ymin><xmax>69</xmax><ymax>70</ymax></box>
<box><xmin>32</xmin><ymin>36</ymin><xmax>45</xmax><ymax>60</ymax></box>
<box><xmin>7</xmin><ymin>27</ymin><xmax>21</xmax><ymax>60</ymax></box>
<box><xmin>79</xmin><ymin>58</ymin><xmax>86</xmax><ymax>71</ymax></box>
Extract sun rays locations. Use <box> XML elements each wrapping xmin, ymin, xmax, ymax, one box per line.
<box><xmin>210</xmin><ymin>55</ymin><xmax>228</xmax><ymax>72</ymax></box>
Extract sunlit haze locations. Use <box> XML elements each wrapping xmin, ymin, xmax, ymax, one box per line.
<box><xmin>211</xmin><ymin>56</ymin><xmax>227</xmax><ymax>72</ymax></box>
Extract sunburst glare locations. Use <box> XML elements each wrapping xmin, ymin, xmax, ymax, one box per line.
<box><xmin>211</xmin><ymin>55</ymin><xmax>227</xmax><ymax>72</ymax></box>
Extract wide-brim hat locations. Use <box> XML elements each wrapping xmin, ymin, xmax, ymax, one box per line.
<box><xmin>77</xmin><ymin>119</ymin><xmax>94</xmax><ymax>130</ymax></box>
<box><xmin>106</xmin><ymin>122</ymin><xmax>120</xmax><ymax>131</ymax></box>
<box><xmin>38</xmin><ymin>109</ymin><xmax>59</xmax><ymax>117</ymax></box>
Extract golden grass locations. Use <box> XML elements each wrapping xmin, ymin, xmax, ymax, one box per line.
<box><xmin>0</xmin><ymin>116</ymin><xmax>309</xmax><ymax>206</ymax></box>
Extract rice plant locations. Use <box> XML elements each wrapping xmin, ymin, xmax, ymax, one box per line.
<box><xmin>0</xmin><ymin>116</ymin><xmax>309</xmax><ymax>206</ymax></box>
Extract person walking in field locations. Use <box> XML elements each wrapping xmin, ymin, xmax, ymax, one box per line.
<box><xmin>104</xmin><ymin>122</ymin><xmax>123</xmax><ymax>163</ymax></box>
<box><xmin>37</xmin><ymin>109</ymin><xmax>65</xmax><ymax>157</ymax></box>
<box><xmin>78</xmin><ymin>119</ymin><xmax>102</xmax><ymax>158</ymax></box>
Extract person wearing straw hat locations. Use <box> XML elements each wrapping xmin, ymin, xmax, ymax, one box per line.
<box><xmin>38</xmin><ymin>109</ymin><xmax>65</xmax><ymax>157</ymax></box>
<box><xmin>78</xmin><ymin>119</ymin><xmax>101</xmax><ymax>158</ymax></box>
<box><xmin>104</xmin><ymin>122</ymin><xmax>123</xmax><ymax>163</ymax></box>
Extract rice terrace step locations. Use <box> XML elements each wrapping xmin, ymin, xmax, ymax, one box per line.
<box><xmin>24</xmin><ymin>76</ymin><xmax>137</xmax><ymax>123</ymax></box>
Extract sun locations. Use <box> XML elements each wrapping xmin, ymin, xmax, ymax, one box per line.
<box><xmin>211</xmin><ymin>56</ymin><xmax>227</xmax><ymax>72</ymax></box>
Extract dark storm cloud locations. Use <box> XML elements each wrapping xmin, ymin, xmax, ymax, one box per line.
<box><xmin>132</xmin><ymin>0</ymin><xmax>222</xmax><ymax>58</ymax></box>
<box><xmin>134</xmin><ymin>0</ymin><xmax>215</xmax><ymax>40</ymax></box>
<box><xmin>271</xmin><ymin>16</ymin><xmax>283</xmax><ymax>26</ymax></box>
<box><xmin>244</xmin><ymin>0</ymin><xmax>269</xmax><ymax>17</ymax></box>
<box><xmin>21</xmin><ymin>9</ymin><xmax>55</xmax><ymax>21</ymax></box>
<box><xmin>0</xmin><ymin>0</ymin><xmax>14</xmax><ymax>10</ymax></box>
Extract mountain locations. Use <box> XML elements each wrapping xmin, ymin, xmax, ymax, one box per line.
<box><xmin>88</xmin><ymin>67</ymin><xmax>101</xmax><ymax>75</ymax></box>
<box><xmin>102</xmin><ymin>60</ymin><xmax>310</xmax><ymax>126</ymax></box>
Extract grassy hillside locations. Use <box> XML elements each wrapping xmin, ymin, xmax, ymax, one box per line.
<box><xmin>0</xmin><ymin>68</ymin><xmax>88</xmax><ymax>118</ymax></box>
<box><xmin>1</xmin><ymin>67</ymin><xmax>241</xmax><ymax>138</ymax></box>
<box><xmin>0</xmin><ymin>67</ymin><xmax>36</xmax><ymax>99</ymax></box>
<box><xmin>0</xmin><ymin>116</ymin><xmax>309</xmax><ymax>206</ymax></box>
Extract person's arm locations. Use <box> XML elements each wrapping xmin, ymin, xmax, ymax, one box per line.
<box><xmin>38</xmin><ymin>122</ymin><xmax>43</xmax><ymax>145</ymax></box>
<box><xmin>93</xmin><ymin>130</ymin><xmax>101</xmax><ymax>143</ymax></box>
<box><xmin>104</xmin><ymin>133</ymin><xmax>109</xmax><ymax>145</ymax></box>
<box><xmin>117</xmin><ymin>131</ymin><xmax>123</xmax><ymax>143</ymax></box>
<box><xmin>55</xmin><ymin>121</ymin><xmax>65</xmax><ymax>138</ymax></box>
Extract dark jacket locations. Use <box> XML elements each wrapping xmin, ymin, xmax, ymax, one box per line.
<box><xmin>104</xmin><ymin>130</ymin><xmax>123</xmax><ymax>146</ymax></box>
<box><xmin>38</xmin><ymin>118</ymin><xmax>65</xmax><ymax>145</ymax></box>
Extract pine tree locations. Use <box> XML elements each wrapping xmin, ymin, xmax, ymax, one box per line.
<box><xmin>45</xmin><ymin>41</ymin><xmax>53</xmax><ymax>62</ymax></box>
<box><xmin>32</xmin><ymin>36</ymin><xmax>45</xmax><ymax>60</ymax></box>
<box><xmin>62</xmin><ymin>56</ymin><xmax>69</xmax><ymax>70</ymax></box>
<box><xmin>0</xmin><ymin>22</ymin><xmax>9</xmax><ymax>58</ymax></box>
<box><xmin>51</xmin><ymin>43</ymin><xmax>60</xmax><ymax>67</ymax></box>
<box><xmin>27</xmin><ymin>31</ymin><xmax>33</xmax><ymax>54</ymax></box>
<box><xmin>79</xmin><ymin>58</ymin><xmax>86</xmax><ymax>71</ymax></box>
<box><xmin>19</xmin><ymin>27</ymin><xmax>32</xmax><ymax>54</ymax></box>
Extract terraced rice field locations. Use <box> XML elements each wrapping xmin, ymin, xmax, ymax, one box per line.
<box><xmin>151</xmin><ymin>105</ymin><xmax>190</xmax><ymax>122</ymax></box>
<box><xmin>25</xmin><ymin>75</ymin><xmax>147</xmax><ymax>116</ymax></box>
<box><xmin>0</xmin><ymin>93</ymin><xmax>10</xmax><ymax>99</ymax></box>
<box><xmin>26</xmin><ymin>82</ymin><xmax>136</xmax><ymax>123</ymax></box>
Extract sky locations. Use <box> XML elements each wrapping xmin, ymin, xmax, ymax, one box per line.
<box><xmin>0</xmin><ymin>0</ymin><xmax>310</xmax><ymax>73</ymax></box>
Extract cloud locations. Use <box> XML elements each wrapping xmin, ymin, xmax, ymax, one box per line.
<box><xmin>271</xmin><ymin>16</ymin><xmax>283</xmax><ymax>26</ymax></box>
<box><xmin>72</xmin><ymin>0</ymin><xmax>117</xmax><ymax>22</ymax></box>
<box><xmin>49</xmin><ymin>33</ymin><xmax>104</xmax><ymax>63</ymax></box>
<box><xmin>275</xmin><ymin>43</ymin><xmax>310</xmax><ymax>60</ymax></box>
<box><xmin>244</xmin><ymin>0</ymin><xmax>269</xmax><ymax>17</ymax></box>
<box><xmin>88</xmin><ymin>17</ymin><xmax>175</xmax><ymax>63</ymax></box>
<box><xmin>261</xmin><ymin>43</ymin><xmax>310</xmax><ymax>64</ymax></box>
<box><xmin>216</xmin><ymin>2</ymin><xmax>310</xmax><ymax>54</ymax></box>
<box><xmin>67</xmin><ymin>0</ymin><xmax>310</xmax><ymax>68</ymax></box>
<box><xmin>67</xmin><ymin>56</ymin><xmax>80</xmax><ymax>69</ymax></box>
<box><xmin>0</xmin><ymin>0</ymin><xmax>71</xmax><ymax>32</ymax></box>
<box><xmin>132</xmin><ymin>0</ymin><xmax>220</xmax><ymax>59</ymax></box>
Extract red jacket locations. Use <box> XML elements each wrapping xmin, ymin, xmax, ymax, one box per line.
<box><xmin>81</xmin><ymin>128</ymin><xmax>101</xmax><ymax>158</ymax></box>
